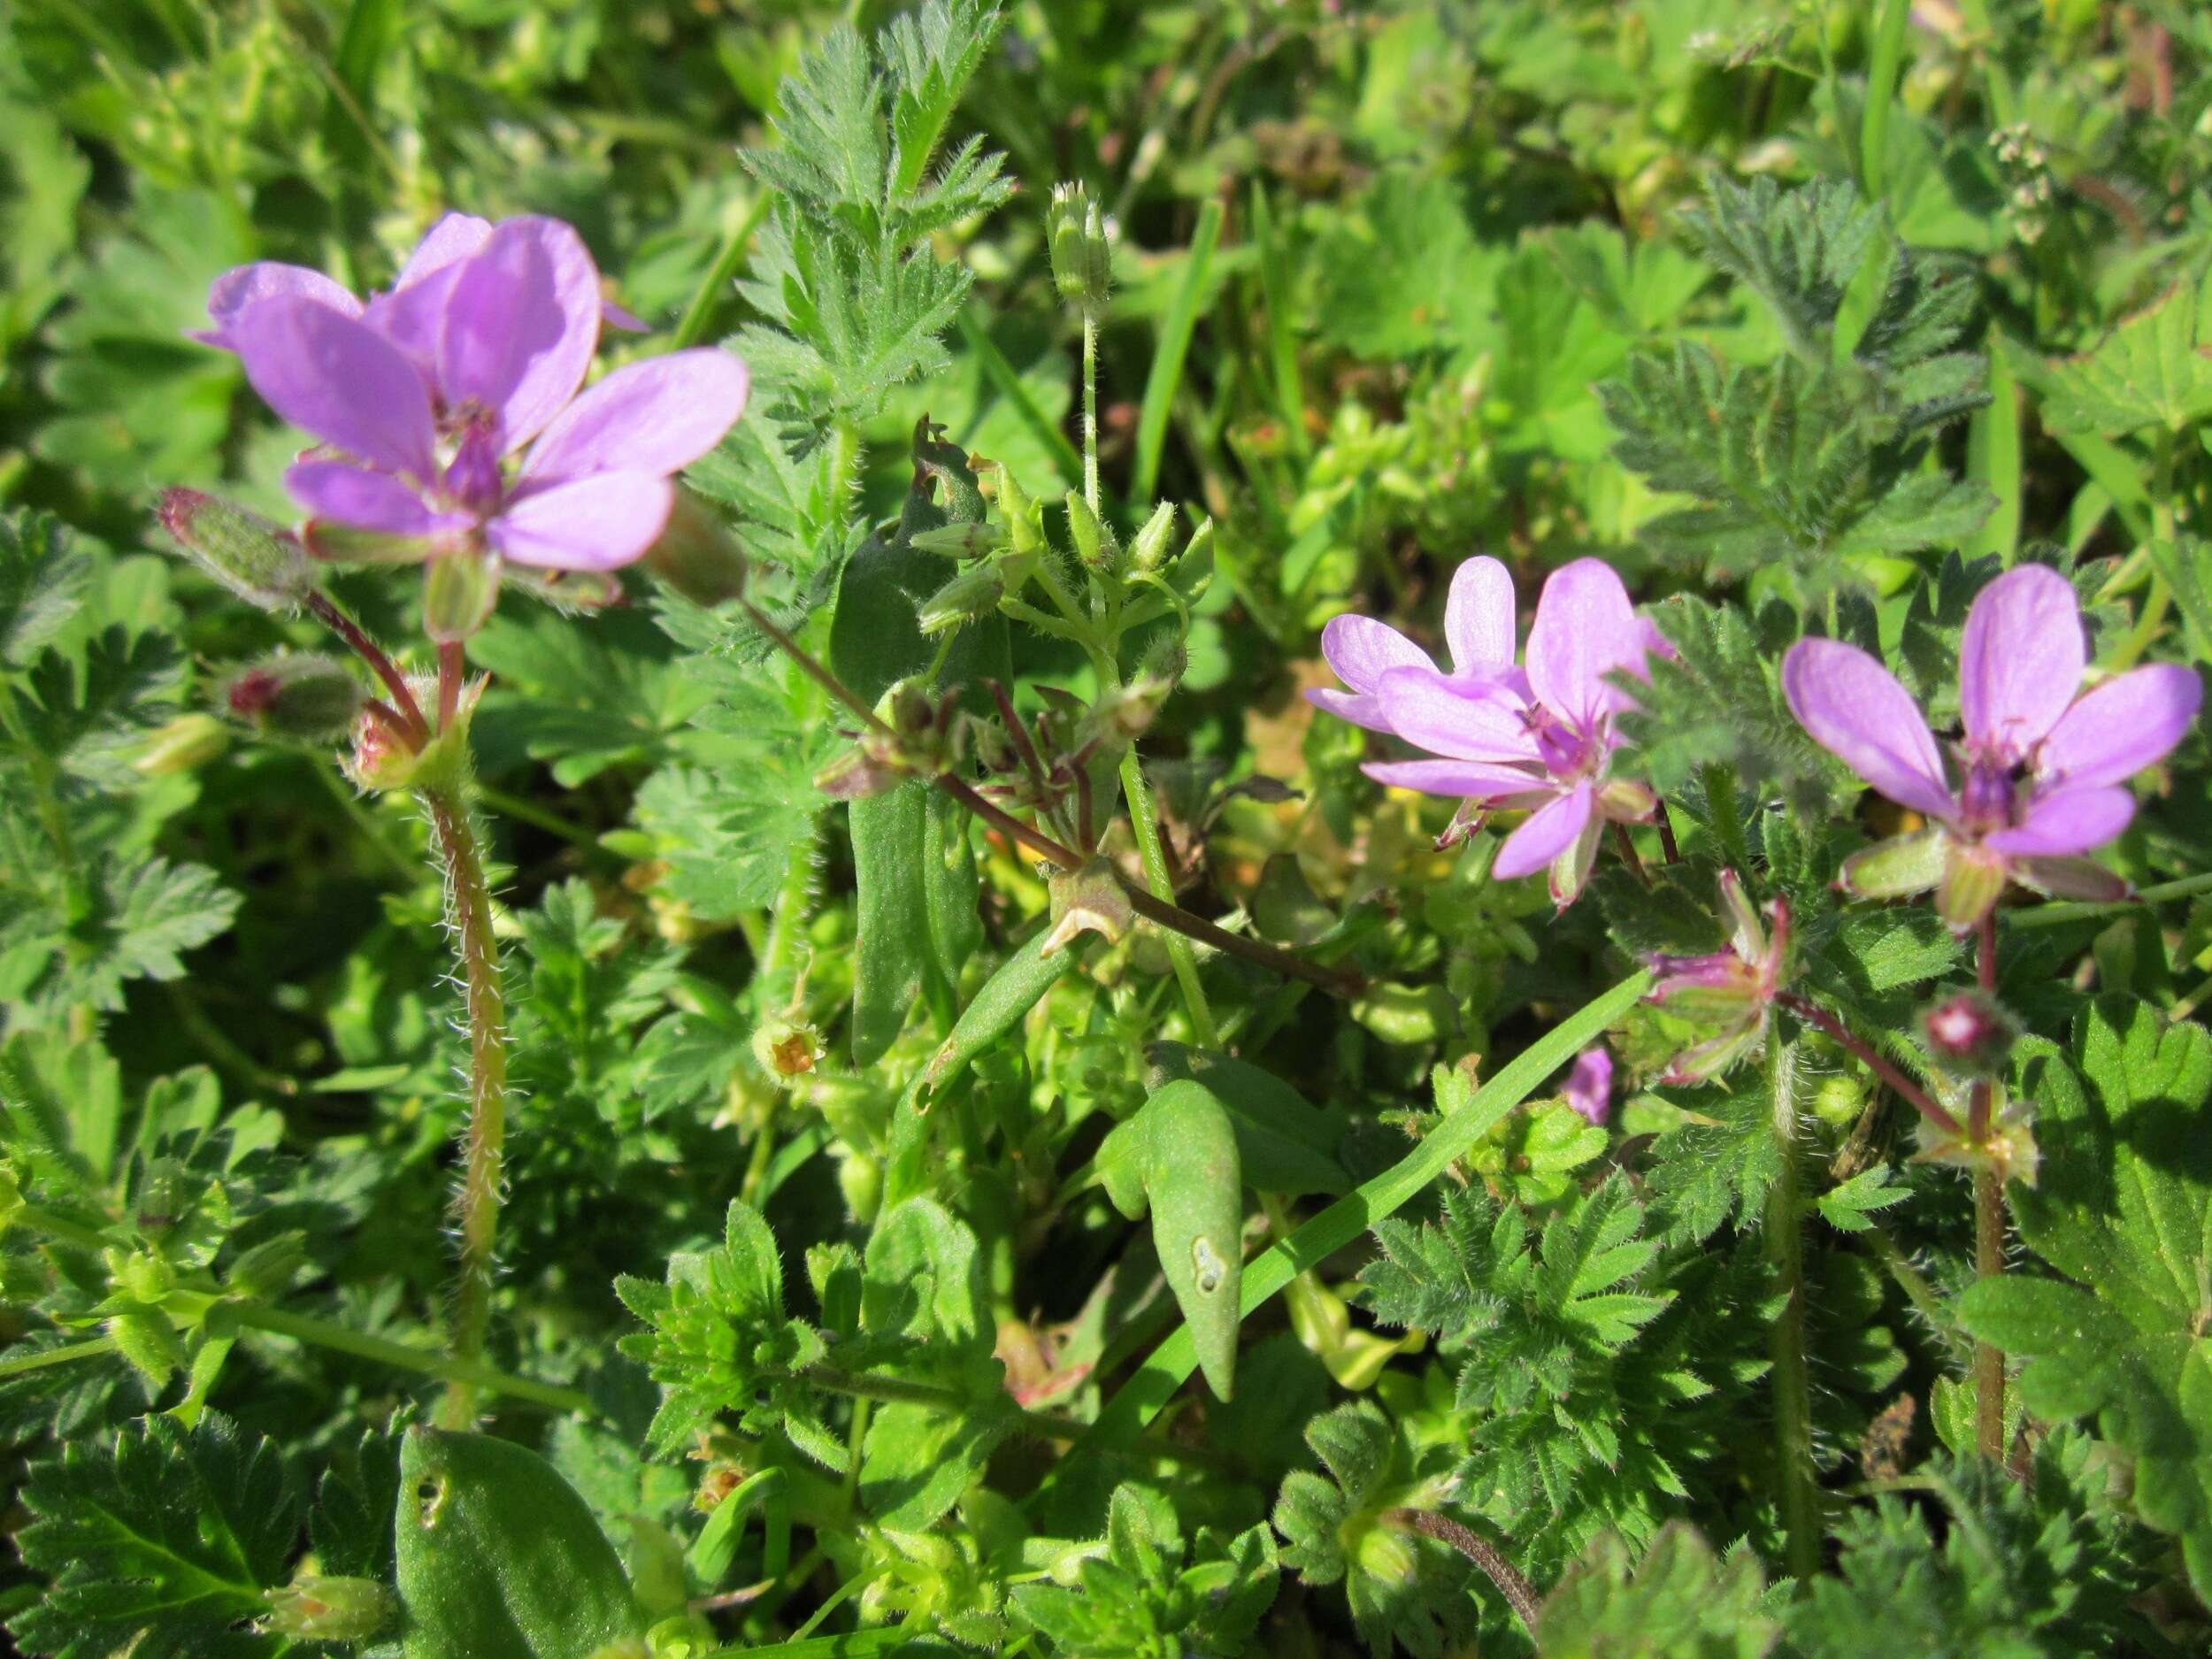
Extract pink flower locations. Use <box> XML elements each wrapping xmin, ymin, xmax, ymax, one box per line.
<box><xmin>1783</xmin><ymin>565</ymin><xmax>2200</xmax><ymax>929</ymax></box>
<box><xmin>1643</xmin><ymin>870</ymin><xmax>1789</xmax><ymax>1084</ymax></box>
<box><xmin>1563</xmin><ymin>1047</ymin><xmax>1614</xmax><ymax>1125</ymax></box>
<box><xmin>1310</xmin><ymin>557</ymin><xmax>1665</xmax><ymax>906</ymax></box>
<box><xmin>198</xmin><ymin>216</ymin><xmax>743</xmax><ymax>576</ymax></box>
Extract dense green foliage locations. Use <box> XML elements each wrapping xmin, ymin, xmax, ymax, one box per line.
<box><xmin>4</xmin><ymin>2</ymin><xmax>2212</xmax><ymax>1655</ymax></box>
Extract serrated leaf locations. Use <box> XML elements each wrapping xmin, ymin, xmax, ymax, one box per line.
<box><xmin>11</xmin><ymin>1411</ymin><xmax>301</xmax><ymax>1659</ymax></box>
<box><xmin>0</xmin><ymin>511</ymin><xmax>88</xmax><ymax>669</ymax></box>
<box><xmin>2013</xmin><ymin>275</ymin><xmax>2212</xmax><ymax>436</ymax></box>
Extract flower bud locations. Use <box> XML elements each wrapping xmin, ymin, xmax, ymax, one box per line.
<box><xmin>1064</xmin><ymin>489</ymin><xmax>1120</xmax><ymax>572</ymax></box>
<box><xmin>132</xmin><ymin>713</ymin><xmax>229</xmax><ymax>776</ymax></box>
<box><xmin>909</xmin><ymin>522</ymin><xmax>1002</xmax><ymax>559</ymax></box>
<box><xmin>226</xmin><ymin>1229</ymin><xmax>307</xmax><ymax>1300</ymax></box>
<box><xmin>642</xmin><ymin>490</ymin><xmax>750</xmax><ymax>606</ymax></box>
<box><xmin>423</xmin><ymin>551</ymin><xmax>501</xmax><ymax>642</ymax></box>
<box><xmin>1047</xmin><ymin>181</ymin><xmax>1113</xmax><ymax>314</ymax></box>
<box><xmin>918</xmin><ymin>564</ymin><xmax>1004</xmax><ymax>636</ymax></box>
<box><xmin>1921</xmin><ymin>989</ymin><xmax>2018</xmax><ymax>1079</ymax></box>
<box><xmin>220</xmin><ymin>653</ymin><xmax>364</xmax><ymax>744</ymax></box>
<box><xmin>158</xmin><ymin>488</ymin><xmax>314</xmax><ymax>611</ymax></box>
<box><xmin>1126</xmin><ymin>501</ymin><xmax>1177</xmax><ymax>572</ymax></box>
<box><xmin>259</xmin><ymin>1574</ymin><xmax>396</xmax><ymax>1641</ymax></box>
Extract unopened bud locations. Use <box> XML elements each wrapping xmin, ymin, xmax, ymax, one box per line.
<box><xmin>423</xmin><ymin>551</ymin><xmax>500</xmax><ymax>642</ymax></box>
<box><xmin>1047</xmin><ymin>182</ymin><xmax>1113</xmax><ymax>314</ymax></box>
<box><xmin>105</xmin><ymin>1305</ymin><xmax>186</xmax><ymax>1389</ymax></box>
<box><xmin>918</xmin><ymin>565</ymin><xmax>1003</xmax><ymax>635</ymax></box>
<box><xmin>158</xmin><ymin>488</ymin><xmax>314</xmax><ymax>611</ymax></box>
<box><xmin>1064</xmin><ymin>490</ymin><xmax>1120</xmax><ymax>572</ymax></box>
<box><xmin>226</xmin><ymin>1230</ymin><xmax>307</xmax><ymax>1300</ymax></box>
<box><xmin>644</xmin><ymin>490</ymin><xmax>750</xmax><ymax>606</ymax></box>
<box><xmin>259</xmin><ymin>1574</ymin><xmax>396</xmax><ymax>1641</ymax></box>
<box><xmin>1127</xmin><ymin>501</ymin><xmax>1177</xmax><ymax>572</ymax></box>
<box><xmin>909</xmin><ymin>522</ymin><xmax>1002</xmax><ymax>559</ymax></box>
<box><xmin>1921</xmin><ymin>989</ymin><xmax>2017</xmax><ymax>1079</ymax></box>
<box><xmin>133</xmin><ymin>712</ymin><xmax>228</xmax><ymax>776</ymax></box>
<box><xmin>220</xmin><ymin>654</ymin><xmax>363</xmax><ymax>743</ymax></box>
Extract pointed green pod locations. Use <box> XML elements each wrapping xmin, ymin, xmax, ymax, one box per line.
<box><xmin>395</xmin><ymin>1428</ymin><xmax>645</xmax><ymax>1659</ymax></box>
<box><xmin>1096</xmin><ymin>1079</ymin><xmax>1244</xmax><ymax>1401</ymax></box>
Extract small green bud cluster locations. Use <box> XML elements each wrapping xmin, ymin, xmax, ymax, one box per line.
<box><xmin>1047</xmin><ymin>181</ymin><xmax>1113</xmax><ymax>315</ymax></box>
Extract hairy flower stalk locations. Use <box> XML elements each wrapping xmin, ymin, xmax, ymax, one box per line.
<box><xmin>1971</xmin><ymin>910</ymin><xmax>2007</xmax><ymax>1464</ymax></box>
<box><xmin>424</xmin><ymin>778</ymin><xmax>508</xmax><ymax>1428</ymax></box>
<box><xmin>1764</xmin><ymin>1035</ymin><xmax>1821</xmax><ymax>1580</ymax></box>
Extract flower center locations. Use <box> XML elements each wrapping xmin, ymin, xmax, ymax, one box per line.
<box><xmin>442</xmin><ymin>423</ymin><xmax>505</xmax><ymax>516</ymax></box>
<box><xmin>1957</xmin><ymin>756</ymin><xmax>2024</xmax><ymax>834</ymax></box>
<box><xmin>1529</xmin><ymin>706</ymin><xmax>1601</xmax><ymax>781</ymax></box>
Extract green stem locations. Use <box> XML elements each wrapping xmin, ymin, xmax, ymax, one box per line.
<box><xmin>1765</xmin><ymin>1034</ymin><xmax>1821</xmax><ymax>1581</ymax></box>
<box><xmin>474</xmin><ymin>784</ymin><xmax>604</xmax><ymax>854</ymax></box>
<box><xmin>672</xmin><ymin>194</ymin><xmax>774</xmax><ymax>349</ymax></box>
<box><xmin>0</xmin><ymin>1335</ymin><xmax>118</xmax><ymax>1380</ymax></box>
<box><xmin>1118</xmin><ymin>747</ymin><xmax>1219</xmax><ymax>1047</ymax></box>
<box><xmin>17</xmin><ymin>1204</ymin><xmax>112</xmax><ymax>1254</ymax></box>
<box><xmin>234</xmin><ymin>1305</ymin><xmax>592</xmax><ymax>1415</ymax></box>
<box><xmin>1972</xmin><ymin>910</ymin><xmax>2008</xmax><ymax>1463</ymax></box>
<box><xmin>2110</xmin><ymin>427</ymin><xmax>2178</xmax><ymax>671</ymax></box>
<box><xmin>2003</xmin><ymin>870</ymin><xmax>2212</xmax><ymax>927</ymax></box>
<box><xmin>1081</xmin><ymin>310</ymin><xmax>1101</xmax><ymax>514</ymax></box>
<box><xmin>420</xmin><ymin>781</ymin><xmax>511</xmax><ymax>1428</ymax></box>
<box><xmin>311</xmin><ymin>753</ymin><xmax>418</xmax><ymax>879</ymax></box>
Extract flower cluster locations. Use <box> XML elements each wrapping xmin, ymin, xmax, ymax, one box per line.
<box><xmin>195</xmin><ymin>213</ymin><xmax>749</xmax><ymax>630</ymax></box>
<box><xmin>1642</xmin><ymin>870</ymin><xmax>1789</xmax><ymax>1085</ymax></box>
<box><xmin>1310</xmin><ymin>556</ymin><xmax>1665</xmax><ymax>906</ymax></box>
<box><xmin>1784</xmin><ymin>565</ymin><xmax>2200</xmax><ymax>930</ymax></box>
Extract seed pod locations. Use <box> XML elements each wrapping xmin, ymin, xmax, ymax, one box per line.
<box><xmin>1097</xmin><ymin>1079</ymin><xmax>1243</xmax><ymax>1400</ymax></box>
<box><xmin>1047</xmin><ymin>181</ymin><xmax>1113</xmax><ymax>314</ymax></box>
<box><xmin>158</xmin><ymin>488</ymin><xmax>315</xmax><ymax>611</ymax></box>
<box><xmin>395</xmin><ymin>1427</ymin><xmax>646</xmax><ymax>1659</ymax></box>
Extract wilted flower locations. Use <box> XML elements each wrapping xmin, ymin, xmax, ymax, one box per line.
<box><xmin>1784</xmin><ymin>565</ymin><xmax>2200</xmax><ymax>930</ymax></box>
<box><xmin>1562</xmin><ymin>1047</ymin><xmax>1613</xmax><ymax>1125</ymax></box>
<box><xmin>196</xmin><ymin>216</ymin><xmax>748</xmax><ymax>611</ymax></box>
<box><xmin>1312</xmin><ymin>556</ymin><xmax>1666</xmax><ymax>906</ymax></box>
<box><xmin>1644</xmin><ymin>870</ymin><xmax>1789</xmax><ymax>1085</ymax></box>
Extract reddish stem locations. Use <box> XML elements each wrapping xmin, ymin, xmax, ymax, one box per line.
<box><xmin>437</xmin><ymin>641</ymin><xmax>465</xmax><ymax>733</ymax></box>
<box><xmin>307</xmin><ymin>592</ymin><xmax>426</xmax><ymax>741</ymax></box>
<box><xmin>1777</xmin><ymin>992</ymin><xmax>1961</xmax><ymax>1134</ymax></box>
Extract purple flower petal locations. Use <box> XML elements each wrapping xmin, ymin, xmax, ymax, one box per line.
<box><xmin>602</xmin><ymin>298</ymin><xmax>649</xmax><ymax>333</ymax></box>
<box><xmin>233</xmin><ymin>296</ymin><xmax>438</xmax><ymax>480</ymax></box>
<box><xmin>1781</xmin><ymin>638</ymin><xmax>1955</xmax><ymax>821</ymax></box>
<box><xmin>2037</xmin><ymin>664</ymin><xmax>2201</xmax><ymax>791</ymax></box>
<box><xmin>521</xmin><ymin>350</ymin><xmax>750</xmax><ymax>484</ymax></box>
<box><xmin>1524</xmin><ymin>558</ymin><xmax>1647</xmax><ymax>733</ymax></box>
<box><xmin>1321</xmin><ymin>614</ymin><xmax>1434</xmax><ymax>693</ymax></box>
<box><xmin>1959</xmin><ymin>565</ymin><xmax>2085</xmax><ymax>757</ymax></box>
<box><xmin>1444</xmin><ymin>556</ymin><xmax>1517</xmax><ymax>672</ymax></box>
<box><xmin>437</xmin><ymin>217</ymin><xmax>603</xmax><ymax>453</ymax></box>
<box><xmin>195</xmin><ymin>263</ymin><xmax>362</xmax><ymax>349</ymax></box>
<box><xmin>489</xmin><ymin>471</ymin><xmax>675</xmax><ymax>570</ymax></box>
<box><xmin>1361</xmin><ymin>758</ymin><xmax>1551</xmax><ymax>802</ymax></box>
<box><xmin>1985</xmin><ymin>786</ymin><xmax>2136</xmax><ymax>856</ymax></box>
<box><xmin>285</xmin><ymin>461</ymin><xmax>472</xmax><ymax>537</ymax></box>
<box><xmin>395</xmin><ymin>212</ymin><xmax>493</xmax><ymax>287</ymax></box>
<box><xmin>1373</xmin><ymin>664</ymin><xmax>1542</xmax><ymax>764</ymax></box>
<box><xmin>1494</xmin><ymin>780</ymin><xmax>1593</xmax><ymax>879</ymax></box>
<box><xmin>1563</xmin><ymin>1047</ymin><xmax>1612</xmax><ymax>1125</ymax></box>
<box><xmin>363</xmin><ymin>264</ymin><xmax>466</xmax><ymax>381</ymax></box>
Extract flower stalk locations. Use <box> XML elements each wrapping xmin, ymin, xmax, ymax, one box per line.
<box><xmin>1764</xmin><ymin>1034</ymin><xmax>1822</xmax><ymax>1581</ymax></box>
<box><xmin>1971</xmin><ymin>909</ymin><xmax>2007</xmax><ymax>1463</ymax></box>
<box><xmin>1380</xmin><ymin>1509</ymin><xmax>1540</xmax><ymax>1633</ymax></box>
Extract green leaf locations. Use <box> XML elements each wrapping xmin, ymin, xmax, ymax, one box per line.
<box><xmin>2011</xmin><ymin>274</ymin><xmax>2212</xmax><ymax>436</ymax></box>
<box><xmin>0</xmin><ymin>511</ymin><xmax>88</xmax><ymax>670</ymax></box>
<box><xmin>11</xmin><ymin>1411</ymin><xmax>301</xmax><ymax>1659</ymax></box>
<box><xmin>1814</xmin><ymin>1165</ymin><xmax>1909</xmax><ymax>1233</ymax></box>
<box><xmin>1956</xmin><ymin>999</ymin><xmax>2212</xmax><ymax>1598</ymax></box>
<box><xmin>2147</xmin><ymin>536</ymin><xmax>2212</xmax><ymax>665</ymax></box>
<box><xmin>1533</xmin><ymin>1522</ymin><xmax>1778</xmax><ymax>1658</ymax></box>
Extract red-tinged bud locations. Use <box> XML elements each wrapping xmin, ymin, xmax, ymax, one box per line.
<box><xmin>258</xmin><ymin>1575</ymin><xmax>395</xmax><ymax>1641</ymax></box>
<box><xmin>1921</xmin><ymin>989</ymin><xmax>2018</xmax><ymax>1079</ymax></box>
<box><xmin>219</xmin><ymin>653</ymin><xmax>363</xmax><ymax>743</ymax></box>
<box><xmin>158</xmin><ymin>488</ymin><xmax>314</xmax><ymax>611</ymax></box>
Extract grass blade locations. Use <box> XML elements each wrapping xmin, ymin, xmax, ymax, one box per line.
<box><xmin>1133</xmin><ymin>199</ymin><xmax>1225</xmax><ymax>503</ymax></box>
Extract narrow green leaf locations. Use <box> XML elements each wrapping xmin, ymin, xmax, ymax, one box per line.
<box><xmin>1133</xmin><ymin>199</ymin><xmax>1223</xmax><ymax>503</ymax></box>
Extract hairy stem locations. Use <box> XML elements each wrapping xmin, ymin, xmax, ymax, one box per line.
<box><xmin>1081</xmin><ymin>310</ymin><xmax>1101</xmax><ymax>515</ymax></box>
<box><xmin>1381</xmin><ymin>1509</ymin><xmax>1540</xmax><ymax>1632</ymax></box>
<box><xmin>236</xmin><ymin>1304</ymin><xmax>591</xmax><ymax>1415</ymax></box>
<box><xmin>422</xmin><ymin>781</ymin><xmax>511</xmax><ymax>1428</ymax></box>
<box><xmin>1777</xmin><ymin>993</ymin><xmax>1960</xmax><ymax>1134</ymax></box>
<box><xmin>307</xmin><ymin>591</ymin><xmax>426</xmax><ymax>741</ymax></box>
<box><xmin>1118</xmin><ymin>748</ymin><xmax>1220</xmax><ymax>1046</ymax></box>
<box><xmin>1765</xmin><ymin>1035</ymin><xmax>1822</xmax><ymax>1581</ymax></box>
<box><xmin>1972</xmin><ymin>910</ymin><xmax>2008</xmax><ymax>1463</ymax></box>
<box><xmin>0</xmin><ymin>1335</ymin><xmax>119</xmax><ymax>1380</ymax></box>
